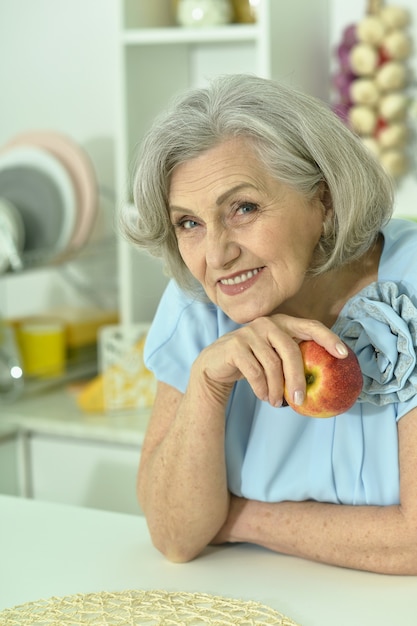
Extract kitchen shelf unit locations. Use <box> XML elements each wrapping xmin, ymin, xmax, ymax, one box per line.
<box><xmin>116</xmin><ymin>0</ymin><xmax>329</xmax><ymax>324</ymax></box>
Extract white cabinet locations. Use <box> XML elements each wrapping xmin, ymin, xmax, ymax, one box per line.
<box><xmin>3</xmin><ymin>387</ymin><xmax>149</xmax><ymax>515</ymax></box>
<box><xmin>0</xmin><ymin>432</ymin><xmax>19</xmax><ymax>496</ymax></box>
<box><xmin>115</xmin><ymin>0</ymin><xmax>330</xmax><ymax>323</ymax></box>
<box><xmin>28</xmin><ymin>433</ymin><xmax>142</xmax><ymax>516</ymax></box>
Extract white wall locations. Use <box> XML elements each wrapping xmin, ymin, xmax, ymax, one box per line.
<box><xmin>0</xmin><ymin>0</ymin><xmax>119</xmax><ymax>317</ymax></box>
<box><xmin>0</xmin><ymin>0</ymin><xmax>118</xmax><ymax>174</ymax></box>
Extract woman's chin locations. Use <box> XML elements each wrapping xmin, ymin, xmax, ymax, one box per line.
<box><xmin>222</xmin><ymin>305</ymin><xmax>270</xmax><ymax>325</ymax></box>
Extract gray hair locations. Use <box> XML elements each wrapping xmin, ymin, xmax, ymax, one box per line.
<box><xmin>121</xmin><ymin>73</ymin><xmax>394</xmax><ymax>297</ymax></box>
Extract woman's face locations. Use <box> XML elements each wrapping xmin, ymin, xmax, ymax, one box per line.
<box><xmin>169</xmin><ymin>137</ymin><xmax>325</xmax><ymax>324</ymax></box>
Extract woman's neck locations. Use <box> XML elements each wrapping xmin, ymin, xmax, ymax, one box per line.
<box><xmin>282</xmin><ymin>234</ymin><xmax>383</xmax><ymax>328</ymax></box>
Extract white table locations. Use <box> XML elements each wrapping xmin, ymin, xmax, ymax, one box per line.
<box><xmin>1</xmin><ymin>495</ymin><xmax>416</xmax><ymax>626</ymax></box>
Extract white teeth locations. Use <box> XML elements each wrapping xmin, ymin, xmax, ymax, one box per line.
<box><xmin>220</xmin><ymin>268</ymin><xmax>260</xmax><ymax>285</ymax></box>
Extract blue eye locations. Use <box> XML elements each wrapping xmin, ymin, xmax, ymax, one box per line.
<box><xmin>237</xmin><ymin>202</ymin><xmax>258</xmax><ymax>215</ymax></box>
<box><xmin>184</xmin><ymin>219</ymin><xmax>199</xmax><ymax>229</ymax></box>
<box><xmin>174</xmin><ymin>218</ymin><xmax>199</xmax><ymax>230</ymax></box>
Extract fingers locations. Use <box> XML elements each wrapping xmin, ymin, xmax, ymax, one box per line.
<box><xmin>202</xmin><ymin>318</ymin><xmax>306</xmax><ymax>407</ymax></box>
<box><xmin>275</xmin><ymin>315</ymin><xmax>349</xmax><ymax>360</ymax></box>
<box><xmin>231</xmin><ymin>336</ymin><xmax>287</xmax><ymax>407</ymax></box>
<box><xmin>244</xmin><ymin>318</ymin><xmax>306</xmax><ymax>407</ymax></box>
<box><xmin>267</xmin><ymin>316</ymin><xmax>349</xmax><ymax>407</ymax></box>
<box><xmin>199</xmin><ymin>315</ymin><xmax>347</xmax><ymax>409</ymax></box>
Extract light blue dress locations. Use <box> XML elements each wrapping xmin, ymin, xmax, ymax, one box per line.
<box><xmin>144</xmin><ymin>219</ymin><xmax>417</xmax><ymax>507</ymax></box>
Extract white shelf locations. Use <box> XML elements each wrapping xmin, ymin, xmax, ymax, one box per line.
<box><xmin>122</xmin><ymin>24</ymin><xmax>259</xmax><ymax>45</ymax></box>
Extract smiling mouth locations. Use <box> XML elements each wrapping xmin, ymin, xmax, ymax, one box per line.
<box><xmin>219</xmin><ymin>268</ymin><xmax>264</xmax><ymax>286</ymax></box>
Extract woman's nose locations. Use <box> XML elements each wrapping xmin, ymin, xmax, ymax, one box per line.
<box><xmin>205</xmin><ymin>224</ymin><xmax>240</xmax><ymax>269</ymax></box>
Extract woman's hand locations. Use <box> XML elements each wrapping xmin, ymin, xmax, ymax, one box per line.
<box><xmin>210</xmin><ymin>495</ymin><xmax>248</xmax><ymax>545</ymax></box>
<box><xmin>193</xmin><ymin>314</ymin><xmax>349</xmax><ymax>409</ymax></box>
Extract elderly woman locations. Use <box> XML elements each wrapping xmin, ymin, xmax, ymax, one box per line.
<box><xmin>123</xmin><ymin>74</ymin><xmax>417</xmax><ymax>574</ymax></box>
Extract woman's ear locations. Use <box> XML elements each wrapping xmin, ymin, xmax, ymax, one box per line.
<box><xmin>318</xmin><ymin>181</ymin><xmax>333</xmax><ymax>217</ymax></box>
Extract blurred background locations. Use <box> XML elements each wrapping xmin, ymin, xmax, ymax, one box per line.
<box><xmin>0</xmin><ymin>0</ymin><xmax>119</xmax><ymax>320</ymax></box>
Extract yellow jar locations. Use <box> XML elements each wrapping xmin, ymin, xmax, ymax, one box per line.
<box><xmin>231</xmin><ymin>0</ymin><xmax>259</xmax><ymax>23</ymax></box>
<box><xmin>17</xmin><ymin>318</ymin><xmax>66</xmax><ymax>378</ymax></box>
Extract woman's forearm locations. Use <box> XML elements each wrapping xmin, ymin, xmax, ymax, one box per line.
<box><xmin>215</xmin><ymin>496</ymin><xmax>417</xmax><ymax>575</ymax></box>
<box><xmin>138</xmin><ymin>378</ymin><xmax>230</xmax><ymax>562</ymax></box>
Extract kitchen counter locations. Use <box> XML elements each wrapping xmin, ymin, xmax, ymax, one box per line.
<box><xmin>1</xmin><ymin>495</ymin><xmax>417</xmax><ymax>625</ymax></box>
<box><xmin>1</xmin><ymin>386</ymin><xmax>151</xmax><ymax>445</ymax></box>
<box><xmin>1</xmin><ymin>387</ymin><xmax>150</xmax><ymax>511</ymax></box>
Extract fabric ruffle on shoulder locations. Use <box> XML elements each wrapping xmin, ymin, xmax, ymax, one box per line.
<box><xmin>333</xmin><ymin>281</ymin><xmax>417</xmax><ymax>405</ymax></box>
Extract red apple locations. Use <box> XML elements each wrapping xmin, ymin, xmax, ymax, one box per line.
<box><xmin>284</xmin><ymin>340</ymin><xmax>363</xmax><ymax>418</ymax></box>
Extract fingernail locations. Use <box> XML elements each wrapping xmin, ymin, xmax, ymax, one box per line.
<box><xmin>336</xmin><ymin>342</ymin><xmax>348</xmax><ymax>356</ymax></box>
<box><xmin>294</xmin><ymin>390</ymin><xmax>305</xmax><ymax>406</ymax></box>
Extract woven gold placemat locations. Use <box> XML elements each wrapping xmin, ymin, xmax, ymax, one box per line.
<box><xmin>0</xmin><ymin>589</ymin><xmax>301</xmax><ymax>625</ymax></box>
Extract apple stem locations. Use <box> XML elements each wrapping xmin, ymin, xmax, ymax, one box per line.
<box><xmin>306</xmin><ymin>373</ymin><xmax>315</xmax><ymax>385</ymax></box>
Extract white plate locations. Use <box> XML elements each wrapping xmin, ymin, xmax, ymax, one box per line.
<box><xmin>3</xmin><ymin>131</ymin><xmax>98</xmax><ymax>259</ymax></box>
<box><xmin>0</xmin><ymin>145</ymin><xmax>77</xmax><ymax>265</ymax></box>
